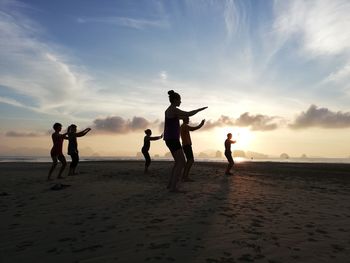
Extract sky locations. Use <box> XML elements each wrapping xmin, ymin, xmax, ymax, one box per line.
<box><xmin>1</xmin><ymin>0</ymin><xmax>350</xmax><ymax>158</ymax></box>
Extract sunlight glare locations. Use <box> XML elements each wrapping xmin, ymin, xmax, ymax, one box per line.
<box><xmin>216</xmin><ymin>127</ymin><xmax>253</xmax><ymax>150</ymax></box>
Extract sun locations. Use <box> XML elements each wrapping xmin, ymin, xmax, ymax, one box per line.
<box><xmin>216</xmin><ymin>127</ymin><xmax>253</xmax><ymax>150</ymax></box>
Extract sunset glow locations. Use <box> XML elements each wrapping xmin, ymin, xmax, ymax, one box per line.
<box><xmin>1</xmin><ymin>1</ymin><xmax>350</xmax><ymax>159</ymax></box>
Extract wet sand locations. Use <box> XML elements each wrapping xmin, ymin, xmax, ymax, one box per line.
<box><xmin>0</xmin><ymin>161</ymin><xmax>349</xmax><ymax>263</ymax></box>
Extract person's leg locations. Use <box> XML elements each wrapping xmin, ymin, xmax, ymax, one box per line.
<box><xmin>183</xmin><ymin>159</ymin><xmax>194</xmax><ymax>181</ymax></box>
<box><xmin>225</xmin><ymin>153</ymin><xmax>234</xmax><ymax>175</ymax></box>
<box><xmin>167</xmin><ymin>164</ymin><xmax>175</xmax><ymax>189</ymax></box>
<box><xmin>73</xmin><ymin>153</ymin><xmax>79</xmax><ymax>174</ymax></box>
<box><xmin>169</xmin><ymin>149</ymin><xmax>185</xmax><ymax>192</ymax></box>
<box><xmin>57</xmin><ymin>155</ymin><xmax>66</xmax><ymax>178</ymax></box>
<box><xmin>143</xmin><ymin>151</ymin><xmax>151</xmax><ymax>174</ymax></box>
<box><xmin>182</xmin><ymin>145</ymin><xmax>194</xmax><ymax>181</ymax></box>
<box><xmin>68</xmin><ymin>153</ymin><xmax>78</xmax><ymax>176</ymax></box>
<box><xmin>48</xmin><ymin>155</ymin><xmax>58</xmax><ymax>180</ymax></box>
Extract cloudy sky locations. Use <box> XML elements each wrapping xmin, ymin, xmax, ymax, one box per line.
<box><xmin>1</xmin><ymin>0</ymin><xmax>350</xmax><ymax>158</ymax></box>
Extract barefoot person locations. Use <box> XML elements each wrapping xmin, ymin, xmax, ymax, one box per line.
<box><xmin>225</xmin><ymin>133</ymin><xmax>236</xmax><ymax>175</ymax></box>
<box><xmin>180</xmin><ymin>117</ymin><xmax>205</xmax><ymax>182</ymax></box>
<box><xmin>67</xmin><ymin>124</ymin><xmax>91</xmax><ymax>176</ymax></box>
<box><xmin>142</xmin><ymin>129</ymin><xmax>163</xmax><ymax>174</ymax></box>
<box><xmin>164</xmin><ymin>90</ymin><xmax>207</xmax><ymax>192</ymax></box>
<box><xmin>48</xmin><ymin>123</ymin><xmax>68</xmax><ymax>180</ymax></box>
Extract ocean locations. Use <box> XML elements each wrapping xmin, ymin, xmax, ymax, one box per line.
<box><xmin>0</xmin><ymin>156</ymin><xmax>350</xmax><ymax>164</ymax></box>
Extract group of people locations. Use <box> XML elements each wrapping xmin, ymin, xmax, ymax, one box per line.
<box><xmin>47</xmin><ymin>123</ymin><xmax>91</xmax><ymax>180</ymax></box>
<box><xmin>141</xmin><ymin>90</ymin><xmax>236</xmax><ymax>193</ymax></box>
<box><xmin>48</xmin><ymin>90</ymin><xmax>237</xmax><ymax>192</ymax></box>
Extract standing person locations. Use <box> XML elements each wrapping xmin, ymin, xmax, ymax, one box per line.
<box><xmin>142</xmin><ymin>129</ymin><xmax>163</xmax><ymax>174</ymax></box>
<box><xmin>180</xmin><ymin>117</ymin><xmax>205</xmax><ymax>182</ymax></box>
<box><xmin>224</xmin><ymin>133</ymin><xmax>236</xmax><ymax>175</ymax></box>
<box><xmin>48</xmin><ymin>123</ymin><xmax>68</xmax><ymax>180</ymax></box>
<box><xmin>67</xmin><ymin>124</ymin><xmax>91</xmax><ymax>176</ymax></box>
<box><xmin>164</xmin><ymin>90</ymin><xmax>207</xmax><ymax>192</ymax></box>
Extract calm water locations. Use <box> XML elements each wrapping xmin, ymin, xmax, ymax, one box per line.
<box><xmin>0</xmin><ymin>156</ymin><xmax>350</xmax><ymax>164</ymax></box>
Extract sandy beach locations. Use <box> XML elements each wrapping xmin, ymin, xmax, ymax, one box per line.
<box><xmin>0</xmin><ymin>161</ymin><xmax>349</xmax><ymax>263</ymax></box>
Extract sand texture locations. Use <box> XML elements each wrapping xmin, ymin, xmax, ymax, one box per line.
<box><xmin>0</xmin><ymin>161</ymin><xmax>350</xmax><ymax>263</ymax></box>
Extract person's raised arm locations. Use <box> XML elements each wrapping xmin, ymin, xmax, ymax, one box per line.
<box><xmin>175</xmin><ymin>107</ymin><xmax>207</xmax><ymax>119</ymax></box>
<box><xmin>189</xmin><ymin>119</ymin><xmax>205</xmax><ymax>131</ymax></box>
<box><xmin>76</xmin><ymin>128</ymin><xmax>91</xmax><ymax>137</ymax></box>
<box><xmin>230</xmin><ymin>139</ymin><xmax>236</xmax><ymax>144</ymax></box>
<box><xmin>150</xmin><ymin>133</ymin><xmax>163</xmax><ymax>141</ymax></box>
<box><xmin>61</xmin><ymin>132</ymin><xmax>69</xmax><ymax>140</ymax></box>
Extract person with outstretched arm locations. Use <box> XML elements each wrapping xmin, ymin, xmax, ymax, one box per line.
<box><xmin>224</xmin><ymin>133</ymin><xmax>236</xmax><ymax>175</ymax></box>
<box><xmin>180</xmin><ymin>117</ymin><xmax>205</xmax><ymax>182</ymax></box>
<box><xmin>164</xmin><ymin>90</ymin><xmax>207</xmax><ymax>193</ymax></box>
<box><xmin>142</xmin><ymin>129</ymin><xmax>163</xmax><ymax>174</ymax></box>
<box><xmin>67</xmin><ymin>124</ymin><xmax>91</xmax><ymax>176</ymax></box>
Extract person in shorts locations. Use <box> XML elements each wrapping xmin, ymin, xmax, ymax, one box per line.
<box><xmin>141</xmin><ymin>129</ymin><xmax>163</xmax><ymax>174</ymax></box>
<box><xmin>163</xmin><ymin>90</ymin><xmax>207</xmax><ymax>192</ymax></box>
<box><xmin>180</xmin><ymin>117</ymin><xmax>205</xmax><ymax>182</ymax></box>
<box><xmin>48</xmin><ymin>123</ymin><xmax>68</xmax><ymax>180</ymax></box>
<box><xmin>224</xmin><ymin>133</ymin><xmax>236</xmax><ymax>175</ymax></box>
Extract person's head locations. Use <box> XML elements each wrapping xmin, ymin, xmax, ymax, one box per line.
<box><xmin>53</xmin><ymin>123</ymin><xmax>62</xmax><ymax>132</ymax></box>
<box><xmin>68</xmin><ymin>124</ymin><xmax>77</xmax><ymax>133</ymax></box>
<box><xmin>168</xmin><ymin>90</ymin><xmax>181</xmax><ymax>106</ymax></box>
<box><xmin>144</xmin><ymin>129</ymin><xmax>152</xmax><ymax>136</ymax></box>
<box><xmin>227</xmin><ymin>133</ymin><xmax>232</xmax><ymax>139</ymax></box>
<box><xmin>183</xmin><ymin>116</ymin><xmax>189</xmax><ymax>124</ymax></box>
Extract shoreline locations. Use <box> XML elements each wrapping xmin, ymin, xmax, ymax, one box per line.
<box><xmin>1</xmin><ymin>157</ymin><xmax>350</xmax><ymax>165</ymax></box>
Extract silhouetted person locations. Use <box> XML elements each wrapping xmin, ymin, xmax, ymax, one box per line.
<box><xmin>225</xmin><ymin>133</ymin><xmax>236</xmax><ymax>175</ymax></box>
<box><xmin>164</xmin><ymin>90</ymin><xmax>207</xmax><ymax>192</ymax></box>
<box><xmin>67</xmin><ymin>124</ymin><xmax>91</xmax><ymax>176</ymax></box>
<box><xmin>48</xmin><ymin>123</ymin><xmax>68</xmax><ymax>180</ymax></box>
<box><xmin>142</xmin><ymin>129</ymin><xmax>163</xmax><ymax>174</ymax></box>
<box><xmin>181</xmin><ymin>117</ymin><xmax>205</xmax><ymax>182</ymax></box>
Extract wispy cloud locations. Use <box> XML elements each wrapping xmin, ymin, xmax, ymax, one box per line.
<box><xmin>224</xmin><ymin>0</ymin><xmax>240</xmax><ymax>38</ymax></box>
<box><xmin>290</xmin><ymin>104</ymin><xmax>350</xmax><ymax>129</ymax></box>
<box><xmin>267</xmin><ymin>0</ymin><xmax>350</xmax><ymax>99</ymax></box>
<box><xmin>0</xmin><ymin>96</ymin><xmax>26</xmax><ymax>108</ymax></box>
<box><xmin>273</xmin><ymin>0</ymin><xmax>350</xmax><ymax>56</ymax></box>
<box><xmin>0</xmin><ymin>2</ymin><xmax>95</xmax><ymax>117</ymax></box>
<box><xmin>77</xmin><ymin>16</ymin><xmax>169</xmax><ymax>30</ymax></box>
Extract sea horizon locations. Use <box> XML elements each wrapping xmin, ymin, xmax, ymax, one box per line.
<box><xmin>1</xmin><ymin>155</ymin><xmax>350</xmax><ymax>164</ymax></box>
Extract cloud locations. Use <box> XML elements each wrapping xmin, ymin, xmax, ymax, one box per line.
<box><xmin>93</xmin><ymin>116</ymin><xmax>152</xmax><ymax>133</ymax></box>
<box><xmin>273</xmin><ymin>0</ymin><xmax>350</xmax><ymax>56</ymax></box>
<box><xmin>224</xmin><ymin>0</ymin><xmax>240</xmax><ymax>38</ymax></box>
<box><xmin>235</xmin><ymin>112</ymin><xmax>279</xmax><ymax>131</ymax></box>
<box><xmin>159</xmin><ymin>71</ymin><xmax>167</xmax><ymax>80</ymax></box>
<box><xmin>77</xmin><ymin>16</ymin><xmax>169</xmax><ymax>30</ymax></box>
<box><xmin>5</xmin><ymin>131</ymin><xmax>41</xmax><ymax>137</ymax></box>
<box><xmin>289</xmin><ymin>104</ymin><xmax>350</xmax><ymax>129</ymax></box>
<box><xmin>0</xmin><ymin>96</ymin><xmax>27</xmax><ymax>108</ymax></box>
<box><xmin>0</xmin><ymin>1</ymin><xmax>101</xmax><ymax>118</ymax></box>
<box><xmin>203</xmin><ymin>113</ymin><xmax>280</xmax><ymax>131</ymax></box>
<box><xmin>203</xmin><ymin>115</ymin><xmax>235</xmax><ymax>130</ymax></box>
